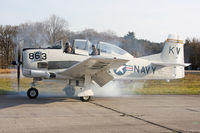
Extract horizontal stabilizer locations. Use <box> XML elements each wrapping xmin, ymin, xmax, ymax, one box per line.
<box><xmin>152</xmin><ymin>61</ymin><xmax>190</xmax><ymax>67</ymax></box>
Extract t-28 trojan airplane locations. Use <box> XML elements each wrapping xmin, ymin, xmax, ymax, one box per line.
<box><xmin>12</xmin><ymin>34</ymin><xmax>189</xmax><ymax>102</ymax></box>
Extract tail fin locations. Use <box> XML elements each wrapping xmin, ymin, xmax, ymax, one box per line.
<box><xmin>160</xmin><ymin>34</ymin><xmax>186</xmax><ymax>78</ymax></box>
<box><xmin>141</xmin><ymin>34</ymin><xmax>190</xmax><ymax>79</ymax></box>
<box><xmin>161</xmin><ymin>34</ymin><xmax>184</xmax><ymax>64</ymax></box>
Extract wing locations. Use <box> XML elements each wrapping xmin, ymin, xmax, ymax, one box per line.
<box><xmin>58</xmin><ymin>56</ymin><xmax>129</xmax><ymax>86</ymax></box>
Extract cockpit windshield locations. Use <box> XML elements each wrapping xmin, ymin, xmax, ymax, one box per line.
<box><xmin>74</xmin><ymin>39</ymin><xmax>89</xmax><ymax>50</ymax></box>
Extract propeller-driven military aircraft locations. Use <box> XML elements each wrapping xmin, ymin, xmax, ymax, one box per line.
<box><xmin>12</xmin><ymin>34</ymin><xmax>190</xmax><ymax>102</ymax></box>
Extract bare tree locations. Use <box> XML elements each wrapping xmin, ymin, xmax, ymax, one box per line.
<box><xmin>184</xmin><ymin>38</ymin><xmax>200</xmax><ymax>69</ymax></box>
<box><xmin>44</xmin><ymin>14</ymin><xmax>69</xmax><ymax>44</ymax></box>
<box><xmin>69</xmin><ymin>29</ymin><xmax>120</xmax><ymax>45</ymax></box>
<box><xmin>16</xmin><ymin>22</ymin><xmax>49</xmax><ymax>48</ymax></box>
<box><xmin>0</xmin><ymin>25</ymin><xmax>17</xmax><ymax>68</ymax></box>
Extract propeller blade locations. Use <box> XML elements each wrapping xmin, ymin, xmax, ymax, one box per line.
<box><xmin>17</xmin><ymin>62</ymin><xmax>20</xmax><ymax>91</ymax></box>
<box><xmin>17</xmin><ymin>44</ymin><xmax>21</xmax><ymax>92</ymax></box>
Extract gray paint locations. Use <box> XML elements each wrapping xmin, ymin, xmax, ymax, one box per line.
<box><xmin>48</xmin><ymin>61</ymin><xmax>79</xmax><ymax>69</ymax></box>
<box><xmin>37</xmin><ymin>61</ymin><xmax>80</xmax><ymax>69</ymax></box>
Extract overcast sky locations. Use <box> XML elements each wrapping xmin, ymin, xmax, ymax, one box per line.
<box><xmin>0</xmin><ymin>0</ymin><xmax>199</xmax><ymax>42</ymax></box>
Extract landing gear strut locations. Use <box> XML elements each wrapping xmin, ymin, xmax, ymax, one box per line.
<box><xmin>27</xmin><ymin>87</ymin><xmax>39</xmax><ymax>99</ymax></box>
<box><xmin>78</xmin><ymin>75</ymin><xmax>93</xmax><ymax>102</ymax></box>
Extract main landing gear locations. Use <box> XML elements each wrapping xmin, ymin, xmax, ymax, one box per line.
<box><xmin>80</xmin><ymin>96</ymin><xmax>91</xmax><ymax>102</ymax></box>
<box><xmin>77</xmin><ymin>75</ymin><xmax>93</xmax><ymax>102</ymax></box>
<box><xmin>64</xmin><ymin>85</ymin><xmax>91</xmax><ymax>102</ymax></box>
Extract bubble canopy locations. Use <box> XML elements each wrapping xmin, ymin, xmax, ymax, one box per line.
<box><xmin>73</xmin><ymin>39</ymin><xmax>132</xmax><ymax>57</ymax></box>
<box><xmin>99</xmin><ymin>42</ymin><xmax>130</xmax><ymax>55</ymax></box>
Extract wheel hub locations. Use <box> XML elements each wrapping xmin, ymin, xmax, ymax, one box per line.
<box><xmin>30</xmin><ymin>90</ymin><xmax>36</xmax><ymax>97</ymax></box>
<box><xmin>80</xmin><ymin>96</ymin><xmax>91</xmax><ymax>102</ymax></box>
<box><xmin>83</xmin><ymin>96</ymin><xmax>89</xmax><ymax>100</ymax></box>
<box><xmin>27</xmin><ymin>88</ymin><xmax>39</xmax><ymax>99</ymax></box>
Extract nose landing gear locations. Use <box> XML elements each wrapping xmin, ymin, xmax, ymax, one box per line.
<box><xmin>27</xmin><ymin>87</ymin><xmax>39</xmax><ymax>99</ymax></box>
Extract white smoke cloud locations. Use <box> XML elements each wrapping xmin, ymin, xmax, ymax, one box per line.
<box><xmin>92</xmin><ymin>80</ymin><xmax>144</xmax><ymax>97</ymax></box>
<box><xmin>92</xmin><ymin>81</ymin><xmax>122</xmax><ymax>97</ymax></box>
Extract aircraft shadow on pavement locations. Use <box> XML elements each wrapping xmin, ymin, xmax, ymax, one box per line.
<box><xmin>0</xmin><ymin>93</ymin><xmax>80</xmax><ymax>109</ymax></box>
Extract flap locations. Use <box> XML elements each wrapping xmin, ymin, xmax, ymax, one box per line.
<box><xmin>92</xmin><ymin>71</ymin><xmax>114</xmax><ymax>87</ymax></box>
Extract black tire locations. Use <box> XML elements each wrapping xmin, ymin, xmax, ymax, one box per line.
<box><xmin>27</xmin><ymin>87</ymin><xmax>39</xmax><ymax>99</ymax></box>
<box><xmin>64</xmin><ymin>85</ymin><xmax>75</xmax><ymax>97</ymax></box>
<box><xmin>80</xmin><ymin>96</ymin><xmax>91</xmax><ymax>102</ymax></box>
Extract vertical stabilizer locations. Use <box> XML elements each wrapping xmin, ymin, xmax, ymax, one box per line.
<box><xmin>161</xmin><ymin>34</ymin><xmax>185</xmax><ymax>78</ymax></box>
<box><xmin>161</xmin><ymin>34</ymin><xmax>184</xmax><ymax>64</ymax></box>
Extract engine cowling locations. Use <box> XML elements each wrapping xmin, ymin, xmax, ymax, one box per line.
<box><xmin>30</xmin><ymin>70</ymin><xmax>56</xmax><ymax>79</ymax></box>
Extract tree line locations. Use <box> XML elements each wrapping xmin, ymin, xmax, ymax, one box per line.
<box><xmin>0</xmin><ymin>15</ymin><xmax>199</xmax><ymax>69</ymax></box>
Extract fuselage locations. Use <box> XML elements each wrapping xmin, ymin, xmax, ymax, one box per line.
<box><xmin>22</xmin><ymin>47</ymin><xmax>177</xmax><ymax>80</ymax></box>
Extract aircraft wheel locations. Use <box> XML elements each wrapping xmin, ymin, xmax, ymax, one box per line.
<box><xmin>80</xmin><ymin>96</ymin><xmax>91</xmax><ymax>102</ymax></box>
<box><xmin>27</xmin><ymin>87</ymin><xmax>39</xmax><ymax>99</ymax></box>
<box><xmin>64</xmin><ymin>85</ymin><xmax>75</xmax><ymax>97</ymax></box>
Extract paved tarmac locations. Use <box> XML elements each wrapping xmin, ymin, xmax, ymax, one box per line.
<box><xmin>0</xmin><ymin>95</ymin><xmax>200</xmax><ymax>133</ymax></box>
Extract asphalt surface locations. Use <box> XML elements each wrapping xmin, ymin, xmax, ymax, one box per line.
<box><xmin>0</xmin><ymin>95</ymin><xmax>200</xmax><ymax>133</ymax></box>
